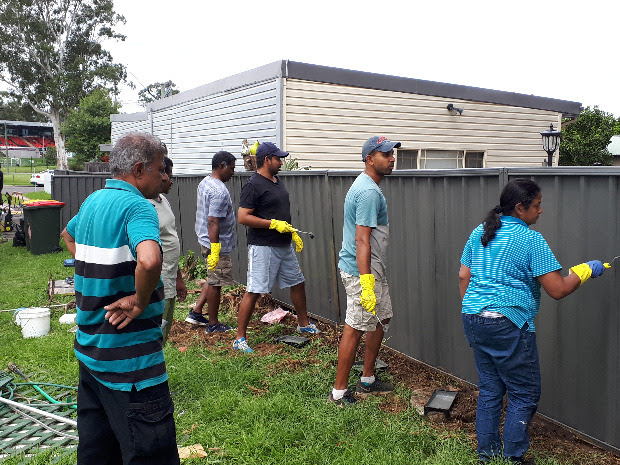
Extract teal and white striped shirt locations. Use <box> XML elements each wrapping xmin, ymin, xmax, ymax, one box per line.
<box><xmin>461</xmin><ymin>216</ymin><xmax>561</xmax><ymax>332</ymax></box>
<box><xmin>67</xmin><ymin>179</ymin><xmax>166</xmax><ymax>391</ymax></box>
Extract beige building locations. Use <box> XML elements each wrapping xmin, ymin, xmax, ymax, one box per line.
<box><xmin>110</xmin><ymin>61</ymin><xmax>581</xmax><ymax>174</ymax></box>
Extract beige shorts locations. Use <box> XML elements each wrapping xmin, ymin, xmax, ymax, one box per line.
<box><xmin>200</xmin><ymin>245</ymin><xmax>235</xmax><ymax>287</ymax></box>
<box><xmin>340</xmin><ymin>270</ymin><xmax>393</xmax><ymax>332</ymax></box>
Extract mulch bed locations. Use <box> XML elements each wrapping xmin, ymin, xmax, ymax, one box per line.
<box><xmin>168</xmin><ymin>289</ymin><xmax>620</xmax><ymax>465</ymax></box>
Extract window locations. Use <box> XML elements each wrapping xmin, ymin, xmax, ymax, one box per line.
<box><xmin>395</xmin><ymin>149</ymin><xmax>485</xmax><ymax>169</ymax></box>
<box><xmin>420</xmin><ymin>150</ymin><xmax>463</xmax><ymax>169</ymax></box>
<box><xmin>465</xmin><ymin>151</ymin><xmax>484</xmax><ymax>168</ymax></box>
<box><xmin>396</xmin><ymin>149</ymin><xmax>419</xmax><ymax>169</ymax></box>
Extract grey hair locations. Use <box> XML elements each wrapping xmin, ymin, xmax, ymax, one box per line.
<box><xmin>110</xmin><ymin>133</ymin><xmax>167</xmax><ymax>176</ymax></box>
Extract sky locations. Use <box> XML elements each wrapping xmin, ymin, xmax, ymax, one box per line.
<box><xmin>105</xmin><ymin>0</ymin><xmax>619</xmax><ymax>118</ymax></box>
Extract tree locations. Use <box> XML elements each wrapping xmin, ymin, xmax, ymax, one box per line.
<box><xmin>0</xmin><ymin>0</ymin><xmax>127</xmax><ymax>169</ymax></box>
<box><xmin>44</xmin><ymin>145</ymin><xmax>57</xmax><ymax>166</ymax></box>
<box><xmin>0</xmin><ymin>92</ymin><xmax>47</xmax><ymax>122</ymax></box>
<box><xmin>63</xmin><ymin>88</ymin><xmax>119</xmax><ymax>165</ymax></box>
<box><xmin>138</xmin><ymin>81</ymin><xmax>180</xmax><ymax>106</ymax></box>
<box><xmin>558</xmin><ymin>107</ymin><xmax>616</xmax><ymax>166</ymax></box>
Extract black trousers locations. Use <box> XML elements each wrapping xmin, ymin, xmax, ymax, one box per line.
<box><xmin>77</xmin><ymin>363</ymin><xmax>179</xmax><ymax>465</ymax></box>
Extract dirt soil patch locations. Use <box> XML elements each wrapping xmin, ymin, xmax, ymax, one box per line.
<box><xmin>168</xmin><ymin>289</ymin><xmax>620</xmax><ymax>465</ymax></box>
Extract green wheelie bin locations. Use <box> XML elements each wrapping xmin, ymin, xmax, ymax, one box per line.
<box><xmin>23</xmin><ymin>200</ymin><xmax>66</xmax><ymax>255</ymax></box>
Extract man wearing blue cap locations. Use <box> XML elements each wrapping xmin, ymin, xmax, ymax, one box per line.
<box><xmin>234</xmin><ymin>142</ymin><xmax>320</xmax><ymax>352</ymax></box>
<box><xmin>329</xmin><ymin>135</ymin><xmax>400</xmax><ymax>406</ymax></box>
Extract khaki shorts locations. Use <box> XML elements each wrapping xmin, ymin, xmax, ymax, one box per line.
<box><xmin>340</xmin><ymin>270</ymin><xmax>393</xmax><ymax>332</ymax></box>
<box><xmin>200</xmin><ymin>245</ymin><xmax>235</xmax><ymax>287</ymax></box>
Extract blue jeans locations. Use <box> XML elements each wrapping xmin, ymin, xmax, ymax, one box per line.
<box><xmin>462</xmin><ymin>314</ymin><xmax>541</xmax><ymax>461</ymax></box>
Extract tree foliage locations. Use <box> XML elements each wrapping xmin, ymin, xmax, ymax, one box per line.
<box><xmin>44</xmin><ymin>145</ymin><xmax>57</xmax><ymax>165</ymax></box>
<box><xmin>558</xmin><ymin>107</ymin><xmax>616</xmax><ymax>166</ymax></box>
<box><xmin>0</xmin><ymin>0</ymin><xmax>127</xmax><ymax>169</ymax></box>
<box><xmin>0</xmin><ymin>92</ymin><xmax>47</xmax><ymax>122</ymax></box>
<box><xmin>63</xmin><ymin>88</ymin><xmax>118</xmax><ymax>165</ymax></box>
<box><xmin>138</xmin><ymin>81</ymin><xmax>180</xmax><ymax>106</ymax></box>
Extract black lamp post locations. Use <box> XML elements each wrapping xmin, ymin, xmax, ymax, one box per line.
<box><xmin>540</xmin><ymin>123</ymin><xmax>562</xmax><ymax>167</ymax></box>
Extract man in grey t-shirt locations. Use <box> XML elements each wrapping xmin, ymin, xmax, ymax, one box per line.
<box><xmin>190</xmin><ymin>151</ymin><xmax>237</xmax><ymax>332</ymax></box>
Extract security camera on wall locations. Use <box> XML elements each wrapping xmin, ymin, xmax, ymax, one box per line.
<box><xmin>447</xmin><ymin>103</ymin><xmax>464</xmax><ymax>116</ymax></box>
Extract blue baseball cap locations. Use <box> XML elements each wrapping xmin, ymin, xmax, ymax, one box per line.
<box><xmin>255</xmin><ymin>142</ymin><xmax>289</xmax><ymax>159</ymax></box>
<box><xmin>362</xmin><ymin>136</ymin><xmax>401</xmax><ymax>161</ymax></box>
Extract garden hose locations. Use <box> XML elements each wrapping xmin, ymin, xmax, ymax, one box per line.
<box><xmin>9</xmin><ymin>362</ymin><xmax>62</xmax><ymax>406</ymax></box>
<box><xmin>2</xmin><ymin>366</ymin><xmax>77</xmax><ymax>410</ymax></box>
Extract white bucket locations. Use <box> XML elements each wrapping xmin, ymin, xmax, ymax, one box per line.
<box><xmin>19</xmin><ymin>307</ymin><xmax>51</xmax><ymax>338</ymax></box>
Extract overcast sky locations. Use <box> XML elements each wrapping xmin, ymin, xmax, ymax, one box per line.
<box><xmin>106</xmin><ymin>0</ymin><xmax>618</xmax><ymax>118</ymax></box>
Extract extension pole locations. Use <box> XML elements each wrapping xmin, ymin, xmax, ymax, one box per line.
<box><xmin>0</xmin><ymin>396</ymin><xmax>77</xmax><ymax>427</ymax></box>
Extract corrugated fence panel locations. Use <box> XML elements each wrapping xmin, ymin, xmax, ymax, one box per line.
<box><xmin>53</xmin><ymin>172</ymin><xmax>110</xmax><ymax>228</ymax></box>
<box><xmin>51</xmin><ymin>168</ymin><xmax>620</xmax><ymax>452</ymax></box>
<box><xmin>267</xmin><ymin>172</ymin><xmax>341</xmax><ymax>322</ymax></box>
<box><xmin>379</xmin><ymin>170</ymin><xmax>501</xmax><ymax>377</ymax></box>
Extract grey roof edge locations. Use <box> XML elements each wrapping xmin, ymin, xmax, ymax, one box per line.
<box><xmin>112</xmin><ymin>61</ymin><xmax>286</xmax><ymax>119</ymax></box>
<box><xmin>285</xmin><ymin>61</ymin><xmax>582</xmax><ymax>117</ymax></box>
<box><xmin>110</xmin><ymin>112</ymin><xmax>148</xmax><ymax>122</ymax></box>
<box><xmin>145</xmin><ymin>61</ymin><xmax>285</xmax><ymax>113</ymax></box>
<box><xmin>112</xmin><ymin>60</ymin><xmax>581</xmax><ymax>118</ymax></box>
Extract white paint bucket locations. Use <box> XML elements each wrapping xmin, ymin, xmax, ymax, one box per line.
<box><xmin>19</xmin><ymin>307</ymin><xmax>51</xmax><ymax>338</ymax></box>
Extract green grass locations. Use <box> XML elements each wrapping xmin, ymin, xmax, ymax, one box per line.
<box><xmin>23</xmin><ymin>191</ymin><xmax>52</xmax><ymax>200</ymax></box>
<box><xmin>0</xmin><ymin>240</ymin><xmax>591</xmax><ymax>464</ymax></box>
<box><xmin>1</xmin><ymin>163</ymin><xmax>55</xmax><ymax>186</ymax></box>
<box><xmin>1</xmin><ymin>172</ymin><xmax>33</xmax><ymax>186</ymax></box>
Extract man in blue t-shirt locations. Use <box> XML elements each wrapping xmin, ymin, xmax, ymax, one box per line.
<box><xmin>234</xmin><ymin>142</ymin><xmax>320</xmax><ymax>353</ymax></box>
<box><xmin>61</xmin><ymin>133</ymin><xmax>179</xmax><ymax>465</ymax></box>
<box><xmin>329</xmin><ymin>136</ymin><xmax>400</xmax><ymax>407</ymax></box>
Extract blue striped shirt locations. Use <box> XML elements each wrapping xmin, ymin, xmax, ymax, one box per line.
<box><xmin>67</xmin><ymin>179</ymin><xmax>167</xmax><ymax>391</ymax></box>
<box><xmin>460</xmin><ymin>216</ymin><xmax>561</xmax><ymax>332</ymax></box>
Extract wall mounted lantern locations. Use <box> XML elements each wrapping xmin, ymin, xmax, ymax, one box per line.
<box><xmin>540</xmin><ymin>123</ymin><xmax>562</xmax><ymax>167</ymax></box>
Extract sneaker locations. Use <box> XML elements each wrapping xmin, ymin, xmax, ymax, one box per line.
<box><xmin>355</xmin><ymin>376</ymin><xmax>394</xmax><ymax>398</ymax></box>
<box><xmin>206</xmin><ymin>322</ymin><xmax>232</xmax><ymax>333</ymax></box>
<box><xmin>296</xmin><ymin>322</ymin><xmax>321</xmax><ymax>334</ymax></box>
<box><xmin>327</xmin><ymin>389</ymin><xmax>357</xmax><ymax>407</ymax></box>
<box><xmin>185</xmin><ymin>311</ymin><xmax>208</xmax><ymax>326</ymax></box>
<box><xmin>233</xmin><ymin>337</ymin><xmax>253</xmax><ymax>353</ymax></box>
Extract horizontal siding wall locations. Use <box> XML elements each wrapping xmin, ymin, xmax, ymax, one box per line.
<box><xmin>111</xmin><ymin>80</ymin><xmax>281</xmax><ymax>175</ymax></box>
<box><xmin>53</xmin><ymin>167</ymin><xmax>620</xmax><ymax>452</ymax></box>
<box><xmin>284</xmin><ymin>79</ymin><xmax>561</xmax><ymax>170</ymax></box>
<box><xmin>111</xmin><ymin>118</ymin><xmax>150</xmax><ymax>140</ymax></box>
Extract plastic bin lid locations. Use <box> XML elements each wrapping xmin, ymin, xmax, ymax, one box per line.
<box><xmin>23</xmin><ymin>200</ymin><xmax>66</xmax><ymax>207</ymax></box>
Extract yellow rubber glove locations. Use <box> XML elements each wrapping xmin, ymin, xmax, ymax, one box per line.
<box><xmin>569</xmin><ymin>263</ymin><xmax>592</xmax><ymax>285</ymax></box>
<box><xmin>359</xmin><ymin>274</ymin><xmax>377</xmax><ymax>314</ymax></box>
<box><xmin>207</xmin><ymin>243</ymin><xmax>221</xmax><ymax>271</ymax></box>
<box><xmin>269</xmin><ymin>219</ymin><xmax>297</xmax><ymax>234</ymax></box>
<box><xmin>291</xmin><ymin>232</ymin><xmax>303</xmax><ymax>252</ymax></box>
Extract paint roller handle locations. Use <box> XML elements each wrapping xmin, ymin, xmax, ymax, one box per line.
<box><xmin>603</xmin><ymin>256</ymin><xmax>620</xmax><ymax>269</ymax></box>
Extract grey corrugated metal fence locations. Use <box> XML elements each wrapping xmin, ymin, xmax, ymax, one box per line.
<box><xmin>52</xmin><ymin>167</ymin><xmax>620</xmax><ymax>452</ymax></box>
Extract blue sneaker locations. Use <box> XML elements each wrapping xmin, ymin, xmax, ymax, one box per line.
<box><xmin>233</xmin><ymin>337</ymin><xmax>253</xmax><ymax>353</ymax></box>
<box><xmin>206</xmin><ymin>322</ymin><xmax>232</xmax><ymax>333</ymax></box>
<box><xmin>297</xmin><ymin>322</ymin><xmax>320</xmax><ymax>334</ymax></box>
<box><xmin>185</xmin><ymin>311</ymin><xmax>209</xmax><ymax>326</ymax></box>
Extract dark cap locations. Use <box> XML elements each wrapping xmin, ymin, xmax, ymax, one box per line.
<box><xmin>255</xmin><ymin>142</ymin><xmax>289</xmax><ymax>159</ymax></box>
<box><xmin>361</xmin><ymin>136</ymin><xmax>401</xmax><ymax>161</ymax></box>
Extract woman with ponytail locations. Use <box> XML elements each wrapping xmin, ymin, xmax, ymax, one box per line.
<box><xmin>458</xmin><ymin>178</ymin><xmax>606</xmax><ymax>464</ymax></box>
